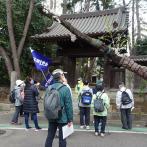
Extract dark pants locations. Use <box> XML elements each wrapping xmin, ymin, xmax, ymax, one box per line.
<box><xmin>24</xmin><ymin>112</ymin><xmax>39</xmax><ymax>129</ymax></box>
<box><xmin>120</xmin><ymin>108</ymin><xmax>132</xmax><ymax>129</ymax></box>
<box><xmin>20</xmin><ymin>105</ymin><xmax>24</xmax><ymax>116</ymax></box>
<box><xmin>80</xmin><ymin>107</ymin><xmax>90</xmax><ymax>126</ymax></box>
<box><xmin>94</xmin><ymin>115</ymin><xmax>107</xmax><ymax>133</ymax></box>
<box><xmin>11</xmin><ymin>105</ymin><xmax>22</xmax><ymax>123</ymax></box>
<box><xmin>45</xmin><ymin>122</ymin><xmax>66</xmax><ymax>147</ymax></box>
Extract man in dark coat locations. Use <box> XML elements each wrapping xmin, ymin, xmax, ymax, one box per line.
<box><xmin>45</xmin><ymin>69</ymin><xmax>73</xmax><ymax>147</ymax></box>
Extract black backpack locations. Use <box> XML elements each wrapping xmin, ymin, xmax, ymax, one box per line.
<box><xmin>94</xmin><ymin>92</ymin><xmax>104</xmax><ymax>112</ymax></box>
<box><xmin>81</xmin><ymin>90</ymin><xmax>92</xmax><ymax>105</ymax></box>
<box><xmin>44</xmin><ymin>84</ymin><xmax>65</xmax><ymax>120</ymax></box>
<box><xmin>121</xmin><ymin>89</ymin><xmax>132</xmax><ymax>105</ymax></box>
<box><xmin>9</xmin><ymin>89</ymin><xmax>16</xmax><ymax>103</ymax></box>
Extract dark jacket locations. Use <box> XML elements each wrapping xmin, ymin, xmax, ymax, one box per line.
<box><xmin>23</xmin><ymin>84</ymin><xmax>39</xmax><ymax>113</ymax></box>
<box><xmin>50</xmin><ymin>82</ymin><xmax>73</xmax><ymax>123</ymax></box>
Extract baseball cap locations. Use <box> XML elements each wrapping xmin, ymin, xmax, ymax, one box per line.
<box><xmin>16</xmin><ymin>80</ymin><xmax>24</xmax><ymax>86</ymax></box>
<box><xmin>52</xmin><ymin>69</ymin><xmax>67</xmax><ymax>79</ymax></box>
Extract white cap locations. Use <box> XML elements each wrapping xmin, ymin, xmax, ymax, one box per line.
<box><xmin>16</xmin><ymin>80</ymin><xmax>24</xmax><ymax>86</ymax></box>
<box><xmin>52</xmin><ymin>69</ymin><xmax>67</xmax><ymax>79</ymax></box>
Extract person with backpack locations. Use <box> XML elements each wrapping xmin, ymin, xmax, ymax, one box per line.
<box><xmin>79</xmin><ymin>80</ymin><xmax>93</xmax><ymax>129</ymax></box>
<box><xmin>11</xmin><ymin>80</ymin><xmax>25</xmax><ymax>125</ymax></box>
<box><xmin>91</xmin><ymin>84</ymin><xmax>110</xmax><ymax>137</ymax></box>
<box><xmin>44</xmin><ymin>69</ymin><xmax>73</xmax><ymax>147</ymax></box>
<box><xmin>116</xmin><ymin>82</ymin><xmax>134</xmax><ymax>130</ymax></box>
<box><xmin>92</xmin><ymin>80</ymin><xmax>103</xmax><ymax>94</ymax></box>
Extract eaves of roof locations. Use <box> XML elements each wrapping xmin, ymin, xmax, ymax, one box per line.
<box><xmin>32</xmin><ymin>7</ymin><xmax>129</xmax><ymax>40</ymax></box>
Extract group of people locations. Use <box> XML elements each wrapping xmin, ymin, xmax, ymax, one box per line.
<box><xmin>11</xmin><ymin>69</ymin><xmax>134</xmax><ymax>147</ymax></box>
<box><xmin>11</xmin><ymin>76</ymin><xmax>42</xmax><ymax>131</ymax></box>
<box><xmin>75</xmin><ymin>78</ymin><xmax>110</xmax><ymax>137</ymax></box>
<box><xmin>11</xmin><ymin>69</ymin><xmax>73</xmax><ymax>147</ymax></box>
<box><xmin>75</xmin><ymin>78</ymin><xmax>134</xmax><ymax>136</ymax></box>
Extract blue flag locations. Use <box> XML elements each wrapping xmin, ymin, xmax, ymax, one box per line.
<box><xmin>30</xmin><ymin>48</ymin><xmax>52</xmax><ymax>71</ymax></box>
<box><xmin>41</xmin><ymin>73</ymin><xmax>54</xmax><ymax>88</ymax></box>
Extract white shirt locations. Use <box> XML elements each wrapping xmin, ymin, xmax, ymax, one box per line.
<box><xmin>116</xmin><ymin>87</ymin><xmax>134</xmax><ymax>109</ymax></box>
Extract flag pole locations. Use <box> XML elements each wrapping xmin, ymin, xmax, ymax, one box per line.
<box><xmin>40</xmin><ymin>69</ymin><xmax>48</xmax><ymax>82</ymax></box>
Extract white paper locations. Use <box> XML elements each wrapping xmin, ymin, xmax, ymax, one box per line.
<box><xmin>62</xmin><ymin>124</ymin><xmax>74</xmax><ymax>139</ymax></box>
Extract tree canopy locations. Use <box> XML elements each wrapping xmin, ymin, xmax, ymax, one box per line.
<box><xmin>0</xmin><ymin>0</ymin><xmax>52</xmax><ymax>85</ymax></box>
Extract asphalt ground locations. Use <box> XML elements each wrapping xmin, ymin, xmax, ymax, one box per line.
<box><xmin>0</xmin><ymin>111</ymin><xmax>147</xmax><ymax>147</ymax></box>
<box><xmin>0</xmin><ymin>129</ymin><xmax>147</xmax><ymax>147</ymax></box>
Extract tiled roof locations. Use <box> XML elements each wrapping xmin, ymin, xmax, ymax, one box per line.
<box><xmin>33</xmin><ymin>7</ymin><xmax>128</xmax><ymax>40</ymax></box>
<box><xmin>130</xmin><ymin>55</ymin><xmax>147</xmax><ymax>62</ymax></box>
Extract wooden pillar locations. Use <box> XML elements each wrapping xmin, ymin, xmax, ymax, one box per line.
<box><xmin>63</xmin><ymin>56</ymin><xmax>76</xmax><ymax>87</ymax></box>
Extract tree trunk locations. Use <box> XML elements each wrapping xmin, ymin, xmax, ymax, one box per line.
<box><xmin>0</xmin><ymin>46</ymin><xmax>13</xmax><ymax>78</ymax></box>
<box><xmin>62</xmin><ymin>0</ymin><xmax>67</xmax><ymax>14</ymax></box>
<box><xmin>53</xmin><ymin>0</ymin><xmax>56</xmax><ymax>10</ymax></box>
<box><xmin>10</xmin><ymin>71</ymin><xmax>18</xmax><ymax>91</ymax></box>
<box><xmin>122</xmin><ymin>0</ymin><xmax>126</xmax><ymax>6</ymax></box>
<box><xmin>136</xmin><ymin>0</ymin><xmax>141</xmax><ymax>40</ymax></box>
<box><xmin>84</xmin><ymin>0</ymin><xmax>90</xmax><ymax>12</ymax></box>
<box><xmin>39</xmin><ymin>7</ymin><xmax>147</xmax><ymax>80</ymax></box>
<box><xmin>6</xmin><ymin>0</ymin><xmax>20</xmax><ymax>77</ymax></box>
<box><xmin>17</xmin><ymin>0</ymin><xmax>35</xmax><ymax>59</ymax></box>
<box><xmin>131</xmin><ymin>0</ymin><xmax>135</xmax><ymax>54</ymax></box>
<box><xmin>85</xmin><ymin>58</ymin><xmax>96</xmax><ymax>81</ymax></box>
<box><xmin>75</xmin><ymin>58</ymin><xmax>83</xmax><ymax>80</ymax></box>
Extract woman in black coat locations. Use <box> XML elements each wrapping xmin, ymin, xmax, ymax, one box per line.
<box><xmin>23</xmin><ymin>76</ymin><xmax>41</xmax><ymax>131</ymax></box>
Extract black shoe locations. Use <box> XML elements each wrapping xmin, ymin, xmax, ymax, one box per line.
<box><xmin>26</xmin><ymin>126</ymin><xmax>32</xmax><ymax>129</ymax></box>
<box><xmin>122</xmin><ymin>127</ymin><xmax>128</xmax><ymax>130</ymax></box>
<box><xmin>35</xmin><ymin>127</ymin><xmax>42</xmax><ymax>131</ymax></box>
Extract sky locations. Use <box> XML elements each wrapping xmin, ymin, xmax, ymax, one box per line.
<box><xmin>43</xmin><ymin>0</ymin><xmax>147</xmax><ymax>37</ymax></box>
<box><xmin>44</xmin><ymin>0</ymin><xmax>147</xmax><ymax>17</ymax></box>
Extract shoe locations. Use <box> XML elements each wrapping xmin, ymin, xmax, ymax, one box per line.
<box><xmin>11</xmin><ymin>122</ymin><xmax>22</xmax><ymax>125</ymax></box>
<box><xmin>100</xmin><ymin>133</ymin><xmax>105</xmax><ymax>137</ymax></box>
<box><xmin>26</xmin><ymin>126</ymin><xmax>32</xmax><ymax>129</ymax></box>
<box><xmin>86</xmin><ymin>126</ymin><xmax>90</xmax><ymax>130</ymax></box>
<box><xmin>80</xmin><ymin>125</ymin><xmax>84</xmax><ymax>129</ymax></box>
<box><xmin>11</xmin><ymin>121</ymin><xmax>16</xmax><ymax>125</ymax></box>
<box><xmin>122</xmin><ymin>127</ymin><xmax>128</xmax><ymax>130</ymax></box>
<box><xmin>25</xmin><ymin>126</ymin><xmax>32</xmax><ymax>131</ymax></box>
<box><xmin>34</xmin><ymin>127</ymin><xmax>42</xmax><ymax>131</ymax></box>
<box><xmin>95</xmin><ymin>132</ymin><xmax>98</xmax><ymax>136</ymax></box>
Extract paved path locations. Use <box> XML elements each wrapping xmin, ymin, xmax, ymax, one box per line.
<box><xmin>0</xmin><ymin>110</ymin><xmax>147</xmax><ymax>147</ymax></box>
<box><xmin>0</xmin><ymin>129</ymin><xmax>147</xmax><ymax>147</ymax></box>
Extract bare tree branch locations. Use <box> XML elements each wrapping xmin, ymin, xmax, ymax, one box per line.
<box><xmin>0</xmin><ymin>46</ymin><xmax>13</xmax><ymax>78</ymax></box>
<box><xmin>6</xmin><ymin>0</ymin><xmax>17</xmax><ymax>53</ymax></box>
<box><xmin>17</xmin><ymin>0</ymin><xmax>35</xmax><ymax>59</ymax></box>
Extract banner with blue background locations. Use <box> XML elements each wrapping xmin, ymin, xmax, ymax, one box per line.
<box><xmin>30</xmin><ymin>48</ymin><xmax>52</xmax><ymax>71</ymax></box>
<box><xmin>41</xmin><ymin>73</ymin><xmax>54</xmax><ymax>88</ymax></box>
